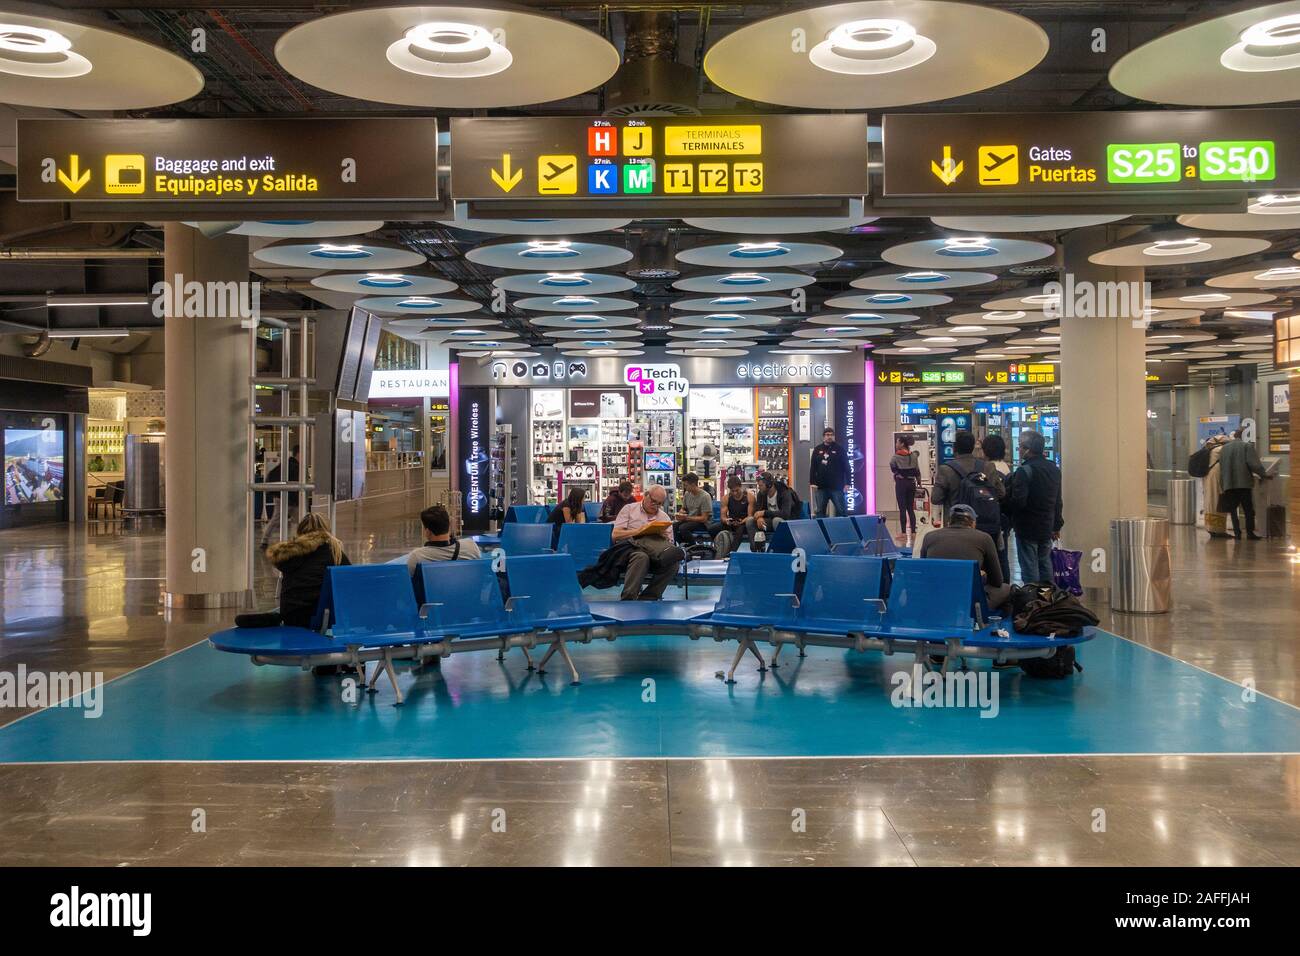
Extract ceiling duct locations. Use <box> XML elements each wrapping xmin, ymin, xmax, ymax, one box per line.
<box><xmin>624</xmin><ymin>230</ymin><xmax>679</xmax><ymax>280</ymax></box>
<box><xmin>603</xmin><ymin>11</ymin><xmax>700</xmax><ymax>117</ymax></box>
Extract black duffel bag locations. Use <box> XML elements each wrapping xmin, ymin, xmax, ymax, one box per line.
<box><xmin>1012</xmin><ymin>585</ymin><xmax>1099</xmax><ymax>679</ymax></box>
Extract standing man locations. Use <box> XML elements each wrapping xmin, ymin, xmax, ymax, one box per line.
<box><xmin>809</xmin><ymin>427</ymin><xmax>850</xmax><ymax>517</ymax></box>
<box><xmin>1007</xmin><ymin>430</ymin><xmax>1063</xmax><ymax>584</ymax></box>
<box><xmin>612</xmin><ymin>484</ymin><xmax>684</xmax><ymax>601</ymax></box>
<box><xmin>260</xmin><ymin>445</ymin><xmax>301</xmax><ymax>547</ymax></box>
<box><xmin>932</xmin><ymin>430</ymin><xmax>1004</xmax><ymax>526</ymax></box>
<box><xmin>1217</xmin><ymin>428</ymin><xmax>1270</xmax><ymax>540</ymax></box>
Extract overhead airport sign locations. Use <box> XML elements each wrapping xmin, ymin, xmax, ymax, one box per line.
<box><xmin>875</xmin><ymin>366</ymin><xmax>968</xmax><ymax>386</ymax></box>
<box><xmin>974</xmin><ymin>362</ymin><xmax>1057</xmax><ymax>386</ymax></box>
<box><xmin>17</xmin><ymin>118</ymin><xmax>440</xmax><ymax>203</ymax></box>
<box><xmin>883</xmin><ymin>109</ymin><xmax>1300</xmax><ymax>197</ymax></box>
<box><xmin>451</xmin><ymin>115</ymin><xmax>869</xmax><ymax>201</ymax></box>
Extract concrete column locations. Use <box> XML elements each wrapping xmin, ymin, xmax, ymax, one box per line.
<box><xmin>163</xmin><ymin>223</ymin><xmax>251</xmax><ymax>607</ymax></box>
<box><xmin>1291</xmin><ymin>371</ymin><xmax>1299</xmax><ymax>538</ymax></box>
<box><xmin>1059</xmin><ymin>227</ymin><xmax>1149</xmax><ymax>593</ymax></box>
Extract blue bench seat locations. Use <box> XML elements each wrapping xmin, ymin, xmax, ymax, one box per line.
<box><xmin>586</xmin><ymin>599</ymin><xmax>716</xmax><ymax>627</ymax></box>
<box><xmin>209</xmin><ymin>625</ymin><xmax>340</xmax><ymax>657</ymax></box>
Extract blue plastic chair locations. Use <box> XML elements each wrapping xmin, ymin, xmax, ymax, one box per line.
<box><xmin>504</xmin><ymin>554</ymin><xmax>600</xmax><ymax>632</ymax></box>
<box><xmin>500</xmin><ymin>522</ymin><xmax>556</xmax><ymax>556</ymax></box>
<box><xmin>768</xmin><ymin>518</ymin><xmax>831</xmax><ymax>556</ymax></box>
<box><xmin>418</xmin><ymin>561</ymin><xmax>536</xmax><ymax>640</ymax></box>
<box><xmin>703</xmin><ymin>552</ymin><xmax>800</xmax><ymax>629</ymax></box>
<box><xmin>874</xmin><ymin>558</ymin><xmax>984</xmax><ymax>640</ymax></box>
<box><xmin>504</xmin><ymin>504</ymin><xmax>549</xmax><ymax>524</ymax></box>
<box><xmin>789</xmin><ymin>556</ymin><xmax>890</xmax><ymax>635</ymax></box>
<box><xmin>583</xmin><ymin>501</ymin><xmax>602</xmax><ymax>523</ymax></box>
<box><xmin>327</xmin><ymin>565</ymin><xmax>423</xmax><ymax>645</ymax></box>
<box><xmin>819</xmin><ymin>516</ymin><xmax>870</xmax><ymax>555</ymax></box>
<box><xmin>852</xmin><ymin>514</ymin><xmax>901</xmax><ymax>557</ymax></box>
<box><xmin>799</xmin><ymin>499</ymin><xmax>811</xmax><ymax>519</ymax></box>
<box><xmin>712</xmin><ymin>500</ymin><xmax>722</xmax><ymax>521</ymax></box>
<box><xmin>557</xmin><ymin>522</ymin><xmax>613</xmax><ymax>571</ymax></box>
<box><xmin>504</xmin><ymin>553</ymin><xmax>604</xmax><ymax>683</ymax></box>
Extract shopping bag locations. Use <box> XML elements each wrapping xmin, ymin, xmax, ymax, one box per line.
<box><xmin>1050</xmin><ymin>546</ymin><xmax>1083</xmax><ymax>596</ymax></box>
<box><xmin>1205</xmin><ymin>512</ymin><xmax>1228</xmax><ymax>537</ymax></box>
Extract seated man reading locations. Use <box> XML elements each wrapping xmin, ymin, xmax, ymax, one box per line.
<box><xmin>918</xmin><ymin>503</ymin><xmax>1010</xmax><ymax>609</ymax></box>
<box><xmin>612</xmin><ymin>484</ymin><xmax>684</xmax><ymax>601</ymax></box>
<box><xmin>402</xmin><ymin>504</ymin><xmax>482</xmax><ymax>574</ymax></box>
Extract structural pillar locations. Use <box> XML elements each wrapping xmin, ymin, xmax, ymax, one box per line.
<box><xmin>1059</xmin><ymin>226</ymin><xmax>1149</xmax><ymax>594</ymax></box>
<box><xmin>163</xmin><ymin>223</ymin><xmax>252</xmax><ymax>607</ymax></box>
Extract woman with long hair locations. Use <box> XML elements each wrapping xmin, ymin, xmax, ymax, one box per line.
<box><xmin>549</xmin><ymin>486</ymin><xmax>588</xmax><ymax>526</ymax></box>
<box><xmin>266</xmin><ymin>512</ymin><xmax>350</xmax><ymax>628</ymax></box>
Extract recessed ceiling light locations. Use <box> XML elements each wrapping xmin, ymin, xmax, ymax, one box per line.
<box><xmin>938</xmin><ymin>236</ymin><xmax>995</xmax><ymax>257</ymax></box>
<box><xmin>1249</xmin><ymin>193</ymin><xmax>1300</xmax><ymax>214</ymax></box>
<box><xmin>0</xmin><ymin>24</ymin><xmax>92</xmax><ymax>78</ymax></box>
<box><xmin>360</xmin><ymin>273</ymin><xmax>411</xmax><ymax>287</ymax></box>
<box><xmin>521</xmin><ymin>240</ymin><xmax>575</xmax><ymax>258</ymax></box>
<box><xmin>983</xmin><ymin>310</ymin><xmax>1026</xmax><ymax>321</ymax></box>
<box><xmin>1180</xmin><ymin>292</ymin><xmax>1231</xmax><ymax>303</ymax></box>
<box><xmin>562</xmin><ymin>314</ymin><xmax>606</xmax><ymax>324</ymax></box>
<box><xmin>703</xmin><ymin>314</ymin><xmax>745</xmax><ymax>322</ymax></box>
<box><xmin>867</xmin><ymin>293</ymin><xmax>910</xmax><ymax>303</ymax></box>
<box><xmin>312</xmin><ymin>244</ymin><xmax>367</xmax><ymax>259</ymax></box>
<box><xmin>711</xmin><ymin>296</ymin><xmax>757</xmax><ymax>305</ymax></box>
<box><xmin>1143</xmin><ymin>237</ymin><xmax>1211</xmax><ymax>256</ymax></box>
<box><xmin>1221</xmin><ymin>13</ymin><xmax>1300</xmax><ymax>73</ymax></box>
<box><xmin>397</xmin><ymin>297</ymin><xmax>442</xmax><ymax>308</ymax></box>
<box><xmin>719</xmin><ymin>272</ymin><xmax>770</xmax><ymax>285</ymax></box>
<box><xmin>386</xmin><ymin>21</ymin><xmax>513</xmax><ymax>78</ymax></box>
<box><xmin>898</xmin><ymin>346</ymin><xmax>932</xmax><ymax>353</ymax></box>
<box><xmin>953</xmin><ymin>325</ymin><xmax>988</xmax><ymax>332</ymax></box>
<box><xmin>731</xmin><ymin>242</ymin><xmax>788</xmax><ymax>259</ymax></box>
<box><xmin>899</xmin><ymin>271</ymin><xmax>950</xmax><ymax>283</ymax></box>
<box><xmin>552</xmin><ymin>296</ymin><xmax>598</xmax><ymax>306</ymax></box>
<box><xmin>541</xmin><ymin>273</ymin><xmax>591</xmax><ymax>286</ymax></box>
<box><xmin>1022</xmin><ymin>294</ymin><xmax>1059</xmax><ymax>305</ymax></box>
<box><xmin>809</xmin><ymin>18</ymin><xmax>937</xmax><ymax>75</ymax></box>
<box><xmin>1255</xmin><ymin>266</ymin><xmax>1300</xmax><ymax>281</ymax></box>
<box><xmin>923</xmin><ymin>336</ymin><xmax>959</xmax><ymax>343</ymax></box>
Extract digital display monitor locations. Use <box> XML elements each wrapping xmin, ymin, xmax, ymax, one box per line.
<box><xmin>644</xmin><ymin>451</ymin><xmax>676</xmax><ymax>472</ymax></box>
<box><xmin>4</xmin><ymin>428</ymin><xmax>65</xmax><ymax>505</ymax></box>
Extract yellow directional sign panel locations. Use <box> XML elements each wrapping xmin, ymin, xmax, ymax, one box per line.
<box><xmin>930</xmin><ymin>145</ymin><xmax>963</xmax><ymax>185</ymax></box>
<box><xmin>56</xmin><ymin>154</ymin><xmax>92</xmax><ymax>194</ymax></box>
<box><xmin>664</xmin><ymin>124</ymin><xmax>762</xmax><ymax>156</ymax></box>
<box><xmin>978</xmin><ymin>145</ymin><xmax>1019</xmax><ymax>185</ymax></box>
<box><xmin>490</xmin><ymin>153</ymin><xmax>523</xmax><ymax>192</ymax></box>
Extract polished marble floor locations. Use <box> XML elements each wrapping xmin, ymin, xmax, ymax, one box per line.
<box><xmin>1</xmin><ymin>495</ymin><xmax>1297</xmax><ymax>865</ymax></box>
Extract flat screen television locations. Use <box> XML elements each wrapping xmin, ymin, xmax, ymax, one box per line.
<box><xmin>644</xmin><ymin>451</ymin><xmax>676</xmax><ymax>472</ymax></box>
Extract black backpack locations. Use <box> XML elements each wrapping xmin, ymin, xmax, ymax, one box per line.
<box><xmin>946</xmin><ymin>461</ymin><xmax>1001</xmax><ymax>536</ymax></box>
<box><xmin>1187</xmin><ymin>445</ymin><xmax>1212</xmax><ymax>478</ymax></box>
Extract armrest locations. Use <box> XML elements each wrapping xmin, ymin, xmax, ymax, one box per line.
<box><xmin>863</xmin><ymin>597</ymin><xmax>886</xmax><ymax>619</ymax></box>
<box><xmin>505</xmin><ymin>595</ymin><xmax>532</xmax><ymax>612</ymax></box>
<box><xmin>418</xmin><ymin>601</ymin><xmax>444</xmax><ymax>620</ymax></box>
<box><xmin>775</xmin><ymin>592</ymin><xmax>800</xmax><ymax>609</ymax></box>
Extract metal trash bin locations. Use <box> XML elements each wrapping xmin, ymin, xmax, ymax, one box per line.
<box><xmin>1110</xmin><ymin>517</ymin><xmax>1172</xmax><ymax>614</ymax></box>
<box><xmin>1167</xmin><ymin>478</ymin><xmax>1197</xmax><ymax>526</ymax></box>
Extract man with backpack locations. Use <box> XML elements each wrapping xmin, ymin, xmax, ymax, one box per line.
<box><xmin>1007</xmin><ymin>429</ymin><xmax>1063</xmax><ymax>584</ymax></box>
<box><xmin>932</xmin><ymin>430</ymin><xmax>1004</xmax><ymax>535</ymax></box>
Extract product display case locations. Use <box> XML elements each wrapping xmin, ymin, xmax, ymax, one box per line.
<box><xmin>687</xmin><ymin>418</ymin><xmax>722</xmax><ymax>482</ymax></box>
<box><xmin>757</xmin><ymin>414</ymin><xmax>791</xmax><ymax>480</ymax></box>
<box><xmin>599</xmin><ymin>417</ymin><xmax>632</xmax><ymax>498</ymax></box>
<box><xmin>489</xmin><ymin>425</ymin><xmax>517</xmax><ymax>522</ymax></box>
<box><xmin>530</xmin><ymin>418</ymin><xmax>564</xmax><ymax>506</ymax></box>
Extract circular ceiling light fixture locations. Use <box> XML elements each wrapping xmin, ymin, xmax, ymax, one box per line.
<box><xmin>851</xmin><ymin>269</ymin><xmax>997</xmax><ymax>291</ymax></box>
<box><xmin>529</xmin><ymin>313</ymin><xmax>640</xmax><ymax>330</ymax></box>
<box><xmin>253</xmin><ymin>240</ymin><xmax>425</xmax><ymax>271</ymax></box>
<box><xmin>1143</xmin><ymin>237</ymin><xmax>1212</xmax><ymax>256</ymax></box>
<box><xmin>184</xmin><ymin>221</ymin><xmax>386</xmax><ymax>239</ymax></box>
<box><xmin>467</xmin><ymin>240</ymin><xmax>632</xmax><ymax>271</ymax></box>
<box><xmin>936</xmin><ymin>235</ymin><xmax>995</xmax><ymax>257</ymax></box>
<box><xmin>678</xmin><ymin>241</ymin><xmax>842</xmax><ymax>268</ymax></box>
<box><xmin>514</xmin><ymin>294</ymin><xmax>636</xmax><ymax>313</ymax></box>
<box><xmin>276</xmin><ymin>5</ymin><xmax>619</xmax><ymax>108</ymax></box>
<box><xmin>808</xmin><ymin>18</ymin><xmax>937</xmax><ymax>75</ymax></box>
<box><xmin>355</xmin><ymin>295</ymin><xmax>483</xmax><ymax>315</ymax></box>
<box><xmin>1110</xmin><ymin>1</ymin><xmax>1300</xmax><ymax>105</ymax></box>
<box><xmin>671</xmin><ymin>294</ymin><xmax>794</xmax><ymax>312</ymax></box>
<box><xmin>672</xmin><ymin>272</ymin><xmax>817</xmax><ymax>294</ymax></box>
<box><xmin>825</xmin><ymin>292</ymin><xmax>951</xmax><ymax>311</ymax></box>
<box><xmin>1221</xmin><ymin>12</ymin><xmax>1300</xmax><ymax>72</ymax></box>
<box><xmin>311</xmin><ymin>272</ymin><xmax>457</xmax><ymax>295</ymax></box>
<box><xmin>492</xmin><ymin>272</ymin><xmax>637</xmax><ymax>295</ymax></box>
<box><xmin>703</xmin><ymin>0</ymin><xmax>1047</xmax><ymax>108</ymax></box>
<box><xmin>385</xmin><ymin>21</ymin><xmax>511</xmax><ymax>78</ymax></box>
<box><xmin>931</xmin><ymin>214</ymin><xmax>1128</xmax><ymax>233</ymax></box>
<box><xmin>0</xmin><ymin>10</ymin><xmax>202</xmax><ymax>108</ymax></box>
<box><xmin>884</xmin><ymin>236</ymin><xmax>1055</xmax><ymax>269</ymax></box>
<box><xmin>669</xmin><ymin>312</ymin><xmax>783</xmax><ymax>329</ymax></box>
<box><xmin>1251</xmin><ymin>192</ymin><xmax>1300</xmax><ymax>213</ymax></box>
<box><xmin>0</xmin><ymin>23</ymin><xmax>90</xmax><ymax>77</ymax></box>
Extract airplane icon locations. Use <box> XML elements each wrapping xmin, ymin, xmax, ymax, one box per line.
<box><xmin>537</xmin><ymin>155</ymin><xmax>578</xmax><ymax>193</ymax></box>
<box><xmin>977</xmin><ymin>145</ymin><xmax>1019</xmax><ymax>186</ymax></box>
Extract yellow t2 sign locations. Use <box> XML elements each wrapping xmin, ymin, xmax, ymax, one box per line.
<box><xmin>1106</xmin><ymin>143</ymin><xmax>1181</xmax><ymax>184</ymax></box>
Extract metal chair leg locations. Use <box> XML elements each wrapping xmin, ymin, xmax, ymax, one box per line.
<box><xmin>724</xmin><ymin>639</ymin><xmax>748</xmax><ymax>684</ymax></box>
<box><xmin>552</xmin><ymin>636</ymin><xmax>580</xmax><ymax>685</ymax></box>
<box><xmin>519</xmin><ymin>644</ymin><xmax>534</xmax><ymax>671</ymax></box>
<box><xmin>537</xmin><ymin>641</ymin><xmax>559</xmax><ymax>674</ymax></box>
<box><xmin>382</xmin><ymin>653</ymin><xmax>404</xmax><ymax>705</ymax></box>
<box><xmin>771</xmin><ymin>642</ymin><xmax>783</xmax><ymax>668</ymax></box>
<box><xmin>746</xmin><ymin>638</ymin><xmax>767</xmax><ymax>672</ymax></box>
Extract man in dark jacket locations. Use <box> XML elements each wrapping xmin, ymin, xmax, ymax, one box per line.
<box><xmin>932</xmin><ymin>430</ymin><xmax>1004</xmax><ymax>524</ymax></box>
<box><xmin>809</xmin><ymin>427</ymin><xmax>850</xmax><ymax>517</ymax></box>
<box><xmin>1007</xmin><ymin>429</ymin><xmax>1063</xmax><ymax>584</ymax></box>
<box><xmin>1217</xmin><ymin>429</ymin><xmax>1269</xmax><ymax>540</ymax></box>
<box><xmin>746</xmin><ymin>472</ymin><xmax>794</xmax><ymax>541</ymax></box>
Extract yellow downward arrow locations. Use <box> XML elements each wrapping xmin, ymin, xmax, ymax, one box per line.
<box><xmin>929</xmin><ymin>146</ymin><xmax>964</xmax><ymax>186</ymax></box>
<box><xmin>57</xmin><ymin>154</ymin><xmax>91</xmax><ymax>194</ymax></box>
<box><xmin>490</xmin><ymin>153</ymin><xmax>524</xmax><ymax>192</ymax></box>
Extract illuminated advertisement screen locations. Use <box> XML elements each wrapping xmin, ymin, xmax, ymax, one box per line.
<box><xmin>4</xmin><ymin>428</ymin><xmax>66</xmax><ymax>505</ymax></box>
<box><xmin>644</xmin><ymin>451</ymin><xmax>676</xmax><ymax>472</ymax></box>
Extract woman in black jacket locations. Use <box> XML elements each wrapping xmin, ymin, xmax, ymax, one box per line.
<box><xmin>266</xmin><ymin>512</ymin><xmax>350</xmax><ymax>628</ymax></box>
